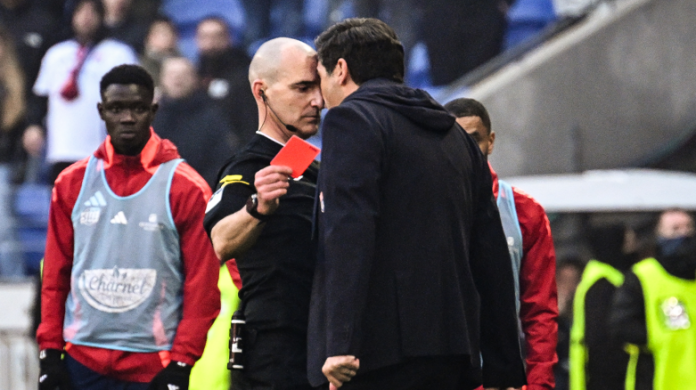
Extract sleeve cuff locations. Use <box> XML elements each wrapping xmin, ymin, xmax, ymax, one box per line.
<box><xmin>169</xmin><ymin>352</ymin><xmax>197</xmax><ymax>367</ymax></box>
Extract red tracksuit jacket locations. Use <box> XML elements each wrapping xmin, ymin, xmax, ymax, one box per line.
<box><xmin>37</xmin><ymin>130</ymin><xmax>220</xmax><ymax>382</ymax></box>
<box><xmin>491</xmin><ymin>165</ymin><xmax>559</xmax><ymax>390</ymax></box>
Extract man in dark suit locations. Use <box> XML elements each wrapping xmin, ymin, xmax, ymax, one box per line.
<box><xmin>308</xmin><ymin>18</ymin><xmax>526</xmax><ymax>390</ymax></box>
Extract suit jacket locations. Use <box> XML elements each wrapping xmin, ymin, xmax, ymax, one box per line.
<box><xmin>307</xmin><ymin>78</ymin><xmax>526</xmax><ymax>388</ymax></box>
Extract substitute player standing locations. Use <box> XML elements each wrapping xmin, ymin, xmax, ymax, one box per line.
<box><xmin>36</xmin><ymin>65</ymin><xmax>220</xmax><ymax>390</ymax></box>
<box><xmin>446</xmin><ymin>98</ymin><xmax>559</xmax><ymax>390</ymax></box>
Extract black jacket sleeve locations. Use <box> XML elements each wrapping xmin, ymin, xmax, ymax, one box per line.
<box><xmin>468</xmin><ymin>149</ymin><xmax>527</xmax><ymax>388</ymax></box>
<box><xmin>584</xmin><ymin>280</ymin><xmax>629</xmax><ymax>390</ymax></box>
<box><xmin>318</xmin><ymin>105</ymin><xmax>384</xmax><ymax>357</ymax></box>
<box><xmin>608</xmin><ymin>273</ymin><xmax>655</xmax><ymax>390</ymax></box>
<box><xmin>609</xmin><ymin>272</ymin><xmax>647</xmax><ymax>345</ymax></box>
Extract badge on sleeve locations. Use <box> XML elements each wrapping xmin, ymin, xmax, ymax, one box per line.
<box><xmin>206</xmin><ymin>188</ymin><xmax>224</xmax><ymax>214</ymax></box>
<box><xmin>661</xmin><ymin>297</ymin><xmax>690</xmax><ymax>330</ymax></box>
<box><xmin>219</xmin><ymin>175</ymin><xmax>249</xmax><ymax>187</ymax></box>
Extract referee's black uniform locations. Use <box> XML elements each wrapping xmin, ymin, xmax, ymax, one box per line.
<box><xmin>204</xmin><ymin>133</ymin><xmax>318</xmax><ymax>390</ymax></box>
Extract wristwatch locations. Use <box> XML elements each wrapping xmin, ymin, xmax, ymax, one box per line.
<box><xmin>246</xmin><ymin>194</ymin><xmax>270</xmax><ymax>222</ymax></box>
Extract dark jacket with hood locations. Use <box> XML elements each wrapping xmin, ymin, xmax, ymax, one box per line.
<box><xmin>307</xmin><ymin>78</ymin><xmax>526</xmax><ymax>388</ymax></box>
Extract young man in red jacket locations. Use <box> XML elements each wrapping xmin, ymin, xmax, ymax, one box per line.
<box><xmin>446</xmin><ymin>98</ymin><xmax>559</xmax><ymax>390</ymax></box>
<box><xmin>36</xmin><ymin>64</ymin><xmax>220</xmax><ymax>390</ymax></box>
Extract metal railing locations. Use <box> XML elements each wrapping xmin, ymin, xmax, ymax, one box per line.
<box><xmin>0</xmin><ymin>281</ymin><xmax>38</xmax><ymax>390</ymax></box>
<box><xmin>0</xmin><ymin>331</ymin><xmax>38</xmax><ymax>390</ymax></box>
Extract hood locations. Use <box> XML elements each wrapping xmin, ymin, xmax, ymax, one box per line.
<box><xmin>95</xmin><ymin>128</ymin><xmax>181</xmax><ymax>173</ymax></box>
<box><xmin>345</xmin><ymin>79</ymin><xmax>455</xmax><ymax>133</ymax></box>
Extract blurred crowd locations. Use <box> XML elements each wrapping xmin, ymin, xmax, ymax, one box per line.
<box><xmin>0</xmin><ymin>0</ymin><xmax>581</xmax><ymax>279</ymax></box>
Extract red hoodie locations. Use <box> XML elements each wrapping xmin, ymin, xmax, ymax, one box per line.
<box><xmin>37</xmin><ymin>130</ymin><xmax>221</xmax><ymax>382</ymax></box>
<box><xmin>491</xmin><ymin>164</ymin><xmax>559</xmax><ymax>390</ymax></box>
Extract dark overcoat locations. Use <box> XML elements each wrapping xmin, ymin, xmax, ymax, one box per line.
<box><xmin>307</xmin><ymin>78</ymin><xmax>526</xmax><ymax>388</ymax></box>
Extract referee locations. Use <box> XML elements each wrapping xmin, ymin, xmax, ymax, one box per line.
<box><xmin>203</xmin><ymin>38</ymin><xmax>322</xmax><ymax>390</ymax></box>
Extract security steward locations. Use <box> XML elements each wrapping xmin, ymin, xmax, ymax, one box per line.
<box><xmin>203</xmin><ymin>38</ymin><xmax>323</xmax><ymax>390</ymax></box>
<box><xmin>610</xmin><ymin>210</ymin><xmax>696</xmax><ymax>390</ymax></box>
<box><xmin>569</xmin><ymin>224</ymin><xmax>640</xmax><ymax>390</ymax></box>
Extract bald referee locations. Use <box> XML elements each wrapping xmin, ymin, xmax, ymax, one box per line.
<box><xmin>203</xmin><ymin>38</ymin><xmax>323</xmax><ymax>390</ymax></box>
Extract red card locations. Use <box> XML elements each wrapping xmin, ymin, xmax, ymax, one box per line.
<box><xmin>270</xmin><ymin>135</ymin><xmax>321</xmax><ymax>178</ymax></box>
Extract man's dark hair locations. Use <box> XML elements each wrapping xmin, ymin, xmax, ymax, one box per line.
<box><xmin>315</xmin><ymin>18</ymin><xmax>404</xmax><ymax>84</ymax></box>
<box><xmin>100</xmin><ymin>65</ymin><xmax>155</xmax><ymax>98</ymax></box>
<box><xmin>444</xmin><ymin>98</ymin><xmax>492</xmax><ymax>134</ymax></box>
<box><xmin>73</xmin><ymin>0</ymin><xmax>105</xmax><ymax>20</ymax></box>
<box><xmin>149</xmin><ymin>15</ymin><xmax>178</xmax><ymax>35</ymax></box>
<box><xmin>197</xmin><ymin>15</ymin><xmax>230</xmax><ymax>33</ymax></box>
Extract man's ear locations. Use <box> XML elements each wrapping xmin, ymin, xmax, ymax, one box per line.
<box><xmin>97</xmin><ymin>102</ymin><xmax>105</xmax><ymax>119</ymax></box>
<box><xmin>488</xmin><ymin>131</ymin><xmax>496</xmax><ymax>155</ymax></box>
<box><xmin>251</xmin><ymin>80</ymin><xmax>266</xmax><ymax>101</ymax></box>
<box><xmin>335</xmin><ymin>59</ymin><xmax>351</xmax><ymax>86</ymax></box>
<box><xmin>151</xmin><ymin>103</ymin><xmax>159</xmax><ymax>115</ymax></box>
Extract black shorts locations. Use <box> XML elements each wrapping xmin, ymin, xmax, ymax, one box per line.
<box><xmin>231</xmin><ymin>328</ymin><xmax>313</xmax><ymax>390</ymax></box>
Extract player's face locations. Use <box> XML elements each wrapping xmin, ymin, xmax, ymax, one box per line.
<box><xmin>98</xmin><ymin>84</ymin><xmax>158</xmax><ymax>155</ymax></box>
<box><xmin>266</xmin><ymin>52</ymin><xmax>323</xmax><ymax>139</ymax></box>
<box><xmin>456</xmin><ymin>115</ymin><xmax>495</xmax><ymax>156</ymax></box>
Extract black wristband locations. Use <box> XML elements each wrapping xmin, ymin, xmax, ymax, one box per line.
<box><xmin>245</xmin><ymin>194</ymin><xmax>270</xmax><ymax>222</ymax></box>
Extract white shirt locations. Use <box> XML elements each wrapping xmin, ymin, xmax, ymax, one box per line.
<box><xmin>33</xmin><ymin>39</ymin><xmax>138</xmax><ymax>163</ymax></box>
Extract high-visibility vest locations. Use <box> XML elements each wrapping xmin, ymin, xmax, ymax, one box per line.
<box><xmin>625</xmin><ymin>258</ymin><xmax>696</xmax><ymax>390</ymax></box>
<box><xmin>190</xmin><ymin>263</ymin><xmax>241</xmax><ymax>390</ymax></box>
<box><xmin>569</xmin><ymin>260</ymin><xmax>624</xmax><ymax>390</ymax></box>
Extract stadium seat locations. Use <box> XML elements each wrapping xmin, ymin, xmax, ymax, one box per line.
<box><xmin>504</xmin><ymin>0</ymin><xmax>557</xmax><ymax>50</ymax></box>
<box><xmin>161</xmin><ymin>0</ymin><xmax>246</xmax><ymax>60</ymax></box>
<box><xmin>13</xmin><ymin>184</ymin><xmax>51</xmax><ymax>275</ymax></box>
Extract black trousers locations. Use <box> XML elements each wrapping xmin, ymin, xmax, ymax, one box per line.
<box><xmin>341</xmin><ymin>355</ymin><xmax>478</xmax><ymax>390</ymax></box>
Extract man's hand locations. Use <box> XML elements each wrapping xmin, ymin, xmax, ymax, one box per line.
<box><xmin>148</xmin><ymin>361</ymin><xmax>191</xmax><ymax>390</ymax></box>
<box><xmin>254</xmin><ymin>165</ymin><xmax>293</xmax><ymax>215</ymax></box>
<box><xmin>322</xmin><ymin>355</ymin><xmax>360</xmax><ymax>389</ymax></box>
<box><xmin>38</xmin><ymin>349</ymin><xmax>72</xmax><ymax>390</ymax></box>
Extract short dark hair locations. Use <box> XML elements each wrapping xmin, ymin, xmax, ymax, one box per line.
<box><xmin>73</xmin><ymin>0</ymin><xmax>105</xmax><ymax>20</ymax></box>
<box><xmin>197</xmin><ymin>15</ymin><xmax>230</xmax><ymax>33</ymax></box>
<box><xmin>444</xmin><ymin>98</ymin><xmax>492</xmax><ymax>134</ymax></box>
<box><xmin>315</xmin><ymin>18</ymin><xmax>404</xmax><ymax>84</ymax></box>
<box><xmin>149</xmin><ymin>15</ymin><xmax>178</xmax><ymax>36</ymax></box>
<box><xmin>100</xmin><ymin>65</ymin><xmax>155</xmax><ymax>98</ymax></box>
